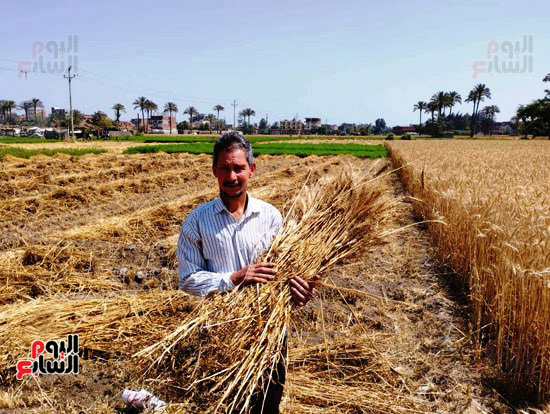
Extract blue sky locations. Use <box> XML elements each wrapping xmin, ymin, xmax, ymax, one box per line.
<box><xmin>1</xmin><ymin>0</ymin><xmax>549</xmax><ymax>126</ymax></box>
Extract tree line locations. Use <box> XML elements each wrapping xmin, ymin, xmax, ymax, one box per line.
<box><xmin>413</xmin><ymin>85</ymin><xmax>501</xmax><ymax>137</ymax></box>
<box><xmin>514</xmin><ymin>74</ymin><xmax>550</xmax><ymax>138</ymax></box>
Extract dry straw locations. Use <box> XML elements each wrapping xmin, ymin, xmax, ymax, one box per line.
<box><xmin>133</xmin><ymin>163</ymin><xmax>398</xmax><ymax>413</ymax></box>
<box><xmin>0</xmin><ymin>244</ymin><xmax>121</xmax><ymax>305</ymax></box>
<box><xmin>1</xmin><ymin>159</ymin><xmax>401</xmax><ymax>412</ymax></box>
<box><xmin>0</xmin><ymin>291</ymin><xmax>198</xmax><ymax>374</ymax></box>
<box><xmin>56</xmin><ymin>158</ymin><xmax>341</xmax><ymax>244</ymax></box>
<box><xmin>284</xmin><ymin>334</ymin><xmax>429</xmax><ymax>414</ymax></box>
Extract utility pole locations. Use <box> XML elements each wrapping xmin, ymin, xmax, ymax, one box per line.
<box><xmin>231</xmin><ymin>100</ymin><xmax>237</xmax><ymax>131</ymax></box>
<box><xmin>64</xmin><ymin>66</ymin><xmax>77</xmax><ymax>138</ymax></box>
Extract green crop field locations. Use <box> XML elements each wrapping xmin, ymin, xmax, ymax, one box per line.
<box><xmin>115</xmin><ymin>135</ymin><xmax>386</xmax><ymax>144</ymax></box>
<box><xmin>123</xmin><ymin>142</ymin><xmax>387</xmax><ymax>158</ymax></box>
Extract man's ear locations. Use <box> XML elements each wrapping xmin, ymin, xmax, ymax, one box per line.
<box><xmin>249</xmin><ymin>162</ymin><xmax>256</xmax><ymax>178</ymax></box>
<box><xmin>212</xmin><ymin>163</ymin><xmax>217</xmax><ymax>177</ymax></box>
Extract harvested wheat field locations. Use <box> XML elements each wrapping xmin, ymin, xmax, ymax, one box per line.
<box><xmin>0</xmin><ymin>147</ymin><xmax>545</xmax><ymax>413</ymax></box>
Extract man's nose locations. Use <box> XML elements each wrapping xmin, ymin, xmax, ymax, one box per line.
<box><xmin>228</xmin><ymin>170</ymin><xmax>238</xmax><ymax>181</ymax></box>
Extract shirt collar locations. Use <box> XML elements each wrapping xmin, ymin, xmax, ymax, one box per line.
<box><xmin>213</xmin><ymin>193</ymin><xmax>261</xmax><ymax>216</ymax></box>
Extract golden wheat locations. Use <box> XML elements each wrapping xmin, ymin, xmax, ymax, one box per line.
<box><xmin>387</xmin><ymin>140</ymin><xmax>550</xmax><ymax>401</ymax></box>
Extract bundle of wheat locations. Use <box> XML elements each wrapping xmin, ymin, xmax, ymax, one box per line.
<box><xmin>134</xmin><ymin>164</ymin><xmax>398</xmax><ymax>413</ymax></box>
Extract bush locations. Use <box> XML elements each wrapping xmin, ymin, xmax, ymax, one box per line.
<box><xmin>385</xmin><ymin>133</ymin><xmax>394</xmax><ymax>140</ymax></box>
<box><xmin>401</xmin><ymin>134</ymin><xmax>412</xmax><ymax>140</ymax></box>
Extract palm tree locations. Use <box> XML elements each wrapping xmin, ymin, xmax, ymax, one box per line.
<box><xmin>112</xmin><ymin>104</ymin><xmax>125</xmax><ymax>127</ymax></box>
<box><xmin>133</xmin><ymin>97</ymin><xmax>148</xmax><ymax>133</ymax></box>
<box><xmin>425</xmin><ymin>101</ymin><xmax>437</xmax><ymax>121</ymax></box>
<box><xmin>183</xmin><ymin>106</ymin><xmax>198</xmax><ymax>134</ymax></box>
<box><xmin>447</xmin><ymin>92</ymin><xmax>462</xmax><ymax>117</ymax></box>
<box><xmin>0</xmin><ymin>100</ymin><xmax>6</xmax><ymax>124</ymax></box>
<box><xmin>19</xmin><ymin>100</ymin><xmax>33</xmax><ymax>122</ymax></box>
<box><xmin>30</xmin><ymin>98</ymin><xmax>43</xmax><ymax>121</ymax></box>
<box><xmin>430</xmin><ymin>92</ymin><xmax>447</xmax><ymax>118</ymax></box>
<box><xmin>481</xmin><ymin>105</ymin><xmax>500</xmax><ymax>136</ymax></box>
<box><xmin>465</xmin><ymin>84</ymin><xmax>491</xmax><ymax>138</ymax></box>
<box><xmin>3</xmin><ymin>100</ymin><xmax>16</xmax><ymax>125</ymax></box>
<box><xmin>205</xmin><ymin>114</ymin><xmax>216</xmax><ymax>134</ymax></box>
<box><xmin>213</xmin><ymin>105</ymin><xmax>224</xmax><ymax>133</ymax></box>
<box><xmin>242</xmin><ymin>108</ymin><xmax>256</xmax><ymax>126</ymax></box>
<box><xmin>144</xmin><ymin>100</ymin><xmax>157</xmax><ymax>131</ymax></box>
<box><xmin>163</xmin><ymin>102</ymin><xmax>178</xmax><ymax>134</ymax></box>
<box><xmin>238</xmin><ymin>110</ymin><xmax>246</xmax><ymax>127</ymax></box>
<box><xmin>413</xmin><ymin>101</ymin><xmax>427</xmax><ymax>126</ymax></box>
<box><xmin>70</xmin><ymin>109</ymin><xmax>83</xmax><ymax>126</ymax></box>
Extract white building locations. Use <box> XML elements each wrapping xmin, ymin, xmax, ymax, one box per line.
<box><xmin>304</xmin><ymin>117</ymin><xmax>322</xmax><ymax>131</ymax></box>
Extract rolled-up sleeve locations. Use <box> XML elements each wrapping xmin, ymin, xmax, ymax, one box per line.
<box><xmin>177</xmin><ymin>215</ymin><xmax>235</xmax><ymax>296</ymax></box>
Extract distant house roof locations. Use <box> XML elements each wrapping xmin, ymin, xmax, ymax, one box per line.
<box><xmin>118</xmin><ymin>121</ymin><xmax>134</xmax><ymax>129</ymax></box>
<box><xmin>392</xmin><ymin>125</ymin><xmax>416</xmax><ymax>133</ymax></box>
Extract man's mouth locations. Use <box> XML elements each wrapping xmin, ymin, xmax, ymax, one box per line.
<box><xmin>224</xmin><ymin>182</ymin><xmax>240</xmax><ymax>187</ymax></box>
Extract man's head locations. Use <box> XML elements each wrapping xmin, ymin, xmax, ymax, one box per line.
<box><xmin>212</xmin><ymin>132</ymin><xmax>256</xmax><ymax>200</ymax></box>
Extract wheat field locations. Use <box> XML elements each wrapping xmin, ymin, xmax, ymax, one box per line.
<box><xmin>388</xmin><ymin>140</ymin><xmax>550</xmax><ymax>402</ymax></box>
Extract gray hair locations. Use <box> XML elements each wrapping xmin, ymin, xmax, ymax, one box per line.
<box><xmin>212</xmin><ymin>132</ymin><xmax>254</xmax><ymax>167</ymax></box>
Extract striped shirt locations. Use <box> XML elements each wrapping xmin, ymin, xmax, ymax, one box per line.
<box><xmin>177</xmin><ymin>193</ymin><xmax>283</xmax><ymax>296</ymax></box>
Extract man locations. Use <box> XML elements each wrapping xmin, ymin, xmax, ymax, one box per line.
<box><xmin>177</xmin><ymin>132</ymin><xmax>314</xmax><ymax>413</ymax></box>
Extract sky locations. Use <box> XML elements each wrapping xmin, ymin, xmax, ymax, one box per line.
<box><xmin>1</xmin><ymin>0</ymin><xmax>549</xmax><ymax>126</ymax></box>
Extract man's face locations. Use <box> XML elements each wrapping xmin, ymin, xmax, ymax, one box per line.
<box><xmin>213</xmin><ymin>148</ymin><xmax>256</xmax><ymax>199</ymax></box>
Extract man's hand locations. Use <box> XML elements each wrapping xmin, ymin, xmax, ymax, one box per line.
<box><xmin>290</xmin><ymin>276</ymin><xmax>316</xmax><ymax>307</ymax></box>
<box><xmin>230</xmin><ymin>262</ymin><xmax>276</xmax><ymax>286</ymax></box>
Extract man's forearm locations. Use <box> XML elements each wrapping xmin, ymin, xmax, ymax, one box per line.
<box><xmin>179</xmin><ymin>270</ymin><xmax>235</xmax><ymax>296</ymax></box>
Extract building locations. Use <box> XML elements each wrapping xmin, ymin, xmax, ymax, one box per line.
<box><xmin>304</xmin><ymin>117</ymin><xmax>322</xmax><ymax>131</ymax></box>
<box><xmin>150</xmin><ymin>115</ymin><xmax>177</xmax><ymax>133</ymax></box>
<box><xmin>279</xmin><ymin>119</ymin><xmax>304</xmax><ymax>134</ymax></box>
<box><xmin>392</xmin><ymin>125</ymin><xmax>417</xmax><ymax>135</ymax></box>
<box><xmin>491</xmin><ymin>121</ymin><xmax>515</xmax><ymax>135</ymax></box>
<box><xmin>51</xmin><ymin>107</ymin><xmax>66</xmax><ymax>119</ymax></box>
<box><xmin>28</xmin><ymin>107</ymin><xmax>47</xmax><ymax>120</ymax></box>
<box><xmin>118</xmin><ymin>121</ymin><xmax>135</xmax><ymax>130</ymax></box>
<box><xmin>80</xmin><ymin>114</ymin><xmax>94</xmax><ymax>126</ymax></box>
<box><xmin>190</xmin><ymin>114</ymin><xmax>206</xmax><ymax>129</ymax></box>
<box><xmin>131</xmin><ymin>114</ymin><xmax>177</xmax><ymax>133</ymax></box>
<box><xmin>338</xmin><ymin>123</ymin><xmax>356</xmax><ymax>134</ymax></box>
